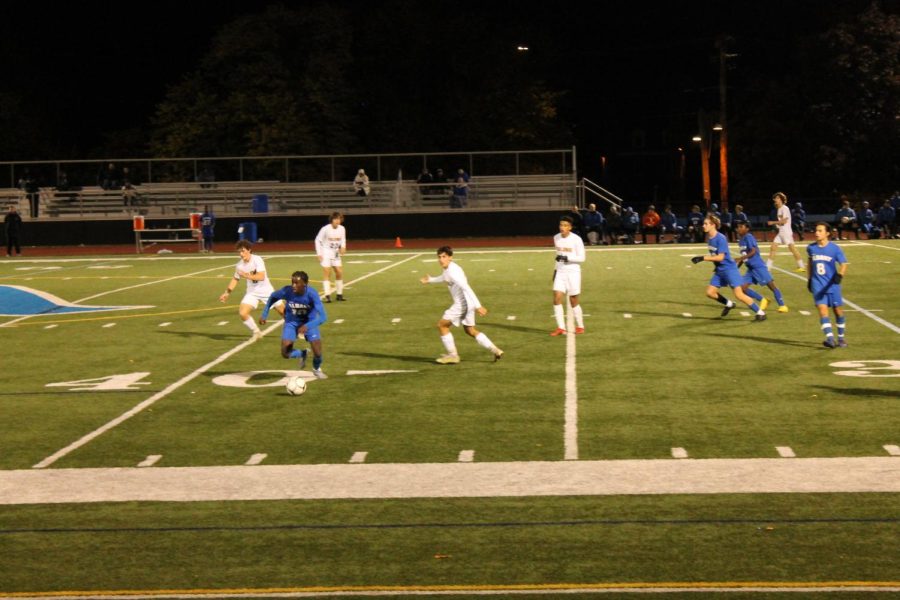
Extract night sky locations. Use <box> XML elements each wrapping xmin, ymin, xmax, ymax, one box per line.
<box><xmin>0</xmin><ymin>0</ymin><xmax>887</xmax><ymax>166</ymax></box>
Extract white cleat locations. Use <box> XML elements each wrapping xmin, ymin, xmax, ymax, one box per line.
<box><xmin>312</xmin><ymin>369</ymin><xmax>328</xmax><ymax>379</ymax></box>
<box><xmin>492</xmin><ymin>348</ymin><xmax>504</xmax><ymax>362</ymax></box>
<box><xmin>436</xmin><ymin>354</ymin><xmax>461</xmax><ymax>365</ymax></box>
<box><xmin>251</xmin><ymin>331</ymin><xmax>263</xmax><ymax>341</ymax></box>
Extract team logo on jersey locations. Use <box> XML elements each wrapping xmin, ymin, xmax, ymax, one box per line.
<box><xmin>0</xmin><ymin>285</ymin><xmax>153</xmax><ymax>316</ymax></box>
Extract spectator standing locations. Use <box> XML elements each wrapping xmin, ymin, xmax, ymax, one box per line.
<box><xmin>4</xmin><ymin>205</ymin><xmax>22</xmax><ymax>256</ymax></box>
<box><xmin>876</xmin><ymin>199</ymin><xmax>896</xmax><ymax>239</ymax></box>
<box><xmin>200</xmin><ymin>205</ymin><xmax>216</xmax><ymax>253</ymax></box>
<box><xmin>834</xmin><ymin>197</ymin><xmax>858</xmax><ymax>240</ymax></box>
<box><xmin>353</xmin><ymin>169</ymin><xmax>370</xmax><ymax>197</ymax></box>
<box><xmin>452</xmin><ymin>168</ymin><xmax>469</xmax><ymax>208</ymax></box>
<box><xmin>792</xmin><ymin>202</ymin><xmax>807</xmax><ymax>241</ymax></box>
<box><xmin>687</xmin><ymin>204</ymin><xmax>705</xmax><ymax>243</ymax></box>
<box><xmin>582</xmin><ymin>203</ymin><xmax>605</xmax><ymax>245</ymax></box>
<box><xmin>19</xmin><ymin>171</ymin><xmax>39</xmax><ymax>218</ymax></box>
<box><xmin>660</xmin><ymin>205</ymin><xmax>682</xmax><ymax>243</ymax></box>
<box><xmin>640</xmin><ymin>204</ymin><xmax>661</xmax><ymax>244</ymax></box>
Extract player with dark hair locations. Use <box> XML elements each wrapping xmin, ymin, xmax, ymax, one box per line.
<box><xmin>420</xmin><ymin>246</ymin><xmax>503</xmax><ymax>364</ymax></box>
<box><xmin>219</xmin><ymin>240</ymin><xmax>281</xmax><ymax>340</ymax></box>
<box><xmin>807</xmin><ymin>222</ymin><xmax>849</xmax><ymax>348</ymax></box>
<box><xmin>315</xmin><ymin>211</ymin><xmax>347</xmax><ymax>302</ymax></box>
<box><xmin>691</xmin><ymin>215</ymin><xmax>766</xmax><ymax>321</ymax></box>
<box><xmin>734</xmin><ymin>220</ymin><xmax>788</xmax><ymax>313</ymax></box>
<box><xmin>551</xmin><ymin>215</ymin><xmax>587</xmax><ymax>335</ymax></box>
<box><xmin>767</xmin><ymin>192</ymin><xmax>806</xmax><ymax>272</ymax></box>
<box><xmin>260</xmin><ymin>270</ymin><xmax>329</xmax><ymax>378</ymax></box>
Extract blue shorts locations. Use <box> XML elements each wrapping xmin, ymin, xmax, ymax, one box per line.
<box><xmin>742</xmin><ymin>265</ymin><xmax>773</xmax><ymax>286</ymax></box>
<box><xmin>282</xmin><ymin>321</ymin><xmax>321</xmax><ymax>343</ymax></box>
<box><xmin>812</xmin><ymin>285</ymin><xmax>843</xmax><ymax>308</ymax></box>
<box><xmin>710</xmin><ymin>266</ymin><xmax>744</xmax><ymax>289</ymax></box>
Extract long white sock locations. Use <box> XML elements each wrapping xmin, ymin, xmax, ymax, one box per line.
<box><xmin>440</xmin><ymin>333</ymin><xmax>457</xmax><ymax>355</ymax></box>
<box><xmin>573</xmin><ymin>304</ymin><xmax>584</xmax><ymax>328</ymax></box>
<box><xmin>323</xmin><ymin>280</ymin><xmax>332</xmax><ymax>296</ymax></box>
<box><xmin>474</xmin><ymin>332</ymin><xmax>495</xmax><ymax>351</ymax></box>
<box><xmin>553</xmin><ymin>304</ymin><xmax>565</xmax><ymax>329</ymax></box>
<box><xmin>336</xmin><ymin>279</ymin><xmax>344</xmax><ymax>294</ymax></box>
<box><xmin>766</xmin><ymin>258</ymin><xmax>773</xmax><ymax>269</ymax></box>
<box><xmin>242</xmin><ymin>316</ymin><xmax>259</xmax><ymax>333</ymax></box>
<box><xmin>797</xmin><ymin>258</ymin><xmax>805</xmax><ymax>268</ymax></box>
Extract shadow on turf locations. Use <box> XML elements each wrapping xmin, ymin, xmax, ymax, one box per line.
<box><xmin>612</xmin><ymin>309</ymin><xmax>722</xmax><ymax>322</ymax></box>
<box><xmin>812</xmin><ymin>384</ymin><xmax>900</xmax><ymax>399</ymax></box>
<box><xmin>338</xmin><ymin>350</ymin><xmax>436</xmax><ymax>363</ymax></box>
<box><xmin>156</xmin><ymin>330</ymin><xmax>249</xmax><ymax>342</ymax></box>
<box><xmin>705</xmin><ymin>332</ymin><xmax>812</xmax><ymax>348</ymax></box>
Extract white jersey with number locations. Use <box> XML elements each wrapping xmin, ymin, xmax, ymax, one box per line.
<box><xmin>233</xmin><ymin>254</ymin><xmax>274</xmax><ymax>300</ymax></box>
<box><xmin>315</xmin><ymin>224</ymin><xmax>346</xmax><ymax>266</ymax></box>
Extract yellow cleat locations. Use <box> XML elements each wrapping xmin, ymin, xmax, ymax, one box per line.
<box><xmin>759</xmin><ymin>298</ymin><xmax>769</xmax><ymax>311</ymax></box>
<box><xmin>794</xmin><ymin>267</ymin><xmax>806</xmax><ymax>273</ymax></box>
<box><xmin>778</xmin><ymin>305</ymin><xmax>790</xmax><ymax>313</ymax></box>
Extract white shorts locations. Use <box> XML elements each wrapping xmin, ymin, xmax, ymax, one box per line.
<box><xmin>442</xmin><ymin>302</ymin><xmax>476</xmax><ymax>327</ymax></box>
<box><xmin>553</xmin><ymin>269</ymin><xmax>582</xmax><ymax>296</ymax></box>
<box><xmin>773</xmin><ymin>229</ymin><xmax>795</xmax><ymax>245</ymax></box>
<box><xmin>240</xmin><ymin>291</ymin><xmax>281</xmax><ymax>309</ymax></box>
<box><xmin>320</xmin><ymin>255</ymin><xmax>343</xmax><ymax>269</ymax></box>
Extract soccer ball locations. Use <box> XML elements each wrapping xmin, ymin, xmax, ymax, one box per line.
<box><xmin>285</xmin><ymin>375</ymin><xmax>307</xmax><ymax>396</ymax></box>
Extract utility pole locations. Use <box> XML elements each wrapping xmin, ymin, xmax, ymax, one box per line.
<box><xmin>716</xmin><ymin>35</ymin><xmax>730</xmax><ymax>213</ymax></box>
<box><xmin>697</xmin><ymin>110</ymin><xmax>711</xmax><ymax>208</ymax></box>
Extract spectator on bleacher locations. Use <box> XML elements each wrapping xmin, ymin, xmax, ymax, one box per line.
<box><xmin>834</xmin><ymin>197</ymin><xmax>859</xmax><ymax>240</ymax></box>
<box><xmin>56</xmin><ymin>171</ymin><xmax>71</xmax><ymax>192</ymax></box>
<box><xmin>640</xmin><ymin>204</ymin><xmax>661</xmax><ymax>244</ymax></box>
<box><xmin>416</xmin><ymin>168</ymin><xmax>433</xmax><ymax>203</ymax></box>
<box><xmin>566</xmin><ymin>204</ymin><xmax>585</xmax><ymax>239</ymax></box>
<box><xmin>98</xmin><ymin>163</ymin><xmax>120</xmax><ymax>190</ymax></box>
<box><xmin>660</xmin><ymin>204</ymin><xmax>682</xmax><ymax>243</ymax></box>
<box><xmin>606</xmin><ymin>205</ymin><xmax>623</xmax><ymax>244</ymax></box>
<box><xmin>582</xmin><ymin>203</ymin><xmax>605</xmax><ymax>245</ymax></box>
<box><xmin>197</xmin><ymin>165</ymin><xmax>216</xmax><ymax>189</ymax></box>
<box><xmin>687</xmin><ymin>204</ymin><xmax>705</xmax><ymax>243</ymax></box>
<box><xmin>876</xmin><ymin>199</ymin><xmax>896</xmax><ymax>239</ymax></box>
<box><xmin>791</xmin><ymin>202</ymin><xmax>807</xmax><ymax>241</ymax></box>
<box><xmin>858</xmin><ymin>201</ymin><xmax>875</xmax><ymax>238</ymax></box>
<box><xmin>452</xmin><ymin>168</ymin><xmax>469</xmax><ymax>208</ymax></box>
<box><xmin>121</xmin><ymin>167</ymin><xmax>139</xmax><ymax>208</ymax></box>
<box><xmin>622</xmin><ymin>206</ymin><xmax>639</xmax><ymax>244</ymax></box>
<box><xmin>720</xmin><ymin>205</ymin><xmax>734</xmax><ymax>242</ymax></box>
<box><xmin>353</xmin><ymin>169</ymin><xmax>370</xmax><ymax>197</ymax></box>
<box><xmin>201</xmin><ymin>205</ymin><xmax>216</xmax><ymax>253</ymax></box>
<box><xmin>4</xmin><ymin>205</ymin><xmax>22</xmax><ymax>257</ymax></box>
<box><xmin>733</xmin><ymin>204</ymin><xmax>749</xmax><ymax>228</ymax></box>
<box><xmin>432</xmin><ymin>168</ymin><xmax>447</xmax><ymax>198</ymax></box>
<box><xmin>18</xmin><ymin>170</ymin><xmax>39</xmax><ymax>218</ymax></box>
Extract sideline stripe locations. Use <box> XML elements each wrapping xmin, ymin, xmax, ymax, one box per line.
<box><xmin>458</xmin><ymin>450</ymin><xmax>475</xmax><ymax>463</ymax></box>
<box><xmin>884</xmin><ymin>444</ymin><xmax>900</xmax><ymax>457</ymax></box>
<box><xmin>3</xmin><ymin>581</ymin><xmax>900</xmax><ymax>598</ymax></box>
<box><xmin>776</xmin><ymin>446</ymin><xmax>796</xmax><ymax>458</ymax></box>
<box><xmin>671</xmin><ymin>447</ymin><xmax>688</xmax><ymax>459</ymax></box>
<box><xmin>564</xmin><ymin>301</ymin><xmax>578</xmax><ymax>461</ymax></box>
<box><xmin>772</xmin><ymin>265</ymin><xmax>900</xmax><ymax>335</ymax></box>
<box><xmin>349</xmin><ymin>452</ymin><xmax>368</xmax><ymax>464</ymax></box>
<box><xmin>136</xmin><ymin>455</ymin><xmax>161</xmax><ymax>468</ymax></box>
<box><xmin>31</xmin><ymin>255</ymin><xmax>423</xmax><ymax>469</ymax></box>
<box><xmin>245</xmin><ymin>453</ymin><xmax>267</xmax><ymax>466</ymax></box>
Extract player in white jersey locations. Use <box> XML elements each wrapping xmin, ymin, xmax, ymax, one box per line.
<box><xmin>551</xmin><ymin>216</ymin><xmax>587</xmax><ymax>336</ymax></box>
<box><xmin>766</xmin><ymin>192</ymin><xmax>806</xmax><ymax>272</ymax></box>
<box><xmin>315</xmin><ymin>212</ymin><xmax>347</xmax><ymax>302</ymax></box>
<box><xmin>218</xmin><ymin>240</ymin><xmax>282</xmax><ymax>340</ymax></box>
<box><xmin>420</xmin><ymin>246</ymin><xmax>503</xmax><ymax>364</ymax></box>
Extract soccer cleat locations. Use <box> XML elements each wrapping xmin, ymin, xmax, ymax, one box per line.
<box><xmin>312</xmin><ymin>368</ymin><xmax>328</xmax><ymax>379</ymax></box>
<box><xmin>794</xmin><ymin>267</ymin><xmax>807</xmax><ymax>273</ymax></box>
<box><xmin>436</xmin><ymin>354</ymin><xmax>460</xmax><ymax>364</ymax></box>
<box><xmin>324</xmin><ymin>295</ymin><xmax>332</xmax><ymax>303</ymax></box>
<box><xmin>336</xmin><ymin>294</ymin><xmax>346</xmax><ymax>301</ymax></box>
<box><xmin>251</xmin><ymin>330</ymin><xmax>263</xmax><ymax>341</ymax></box>
<box><xmin>837</xmin><ymin>339</ymin><xmax>848</xmax><ymax>348</ymax></box>
<box><xmin>492</xmin><ymin>348</ymin><xmax>504</xmax><ymax>362</ymax></box>
<box><xmin>823</xmin><ymin>338</ymin><xmax>837</xmax><ymax>349</ymax></box>
<box><xmin>777</xmin><ymin>305</ymin><xmax>789</xmax><ymax>313</ymax></box>
<box><xmin>575</xmin><ymin>327</ymin><xmax>585</xmax><ymax>334</ymax></box>
<box><xmin>720</xmin><ymin>304</ymin><xmax>733</xmax><ymax>317</ymax></box>
<box><xmin>753</xmin><ymin>313</ymin><xmax>767</xmax><ymax>322</ymax></box>
<box><xmin>759</xmin><ymin>298</ymin><xmax>769</xmax><ymax>311</ymax></box>
<box><xmin>550</xmin><ymin>328</ymin><xmax>567</xmax><ymax>336</ymax></box>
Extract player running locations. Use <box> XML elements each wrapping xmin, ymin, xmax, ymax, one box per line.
<box><xmin>219</xmin><ymin>240</ymin><xmax>282</xmax><ymax>340</ymax></box>
<box><xmin>315</xmin><ymin>212</ymin><xmax>347</xmax><ymax>302</ymax></box>
<box><xmin>733</xmin><ymin>219</ymin><xmax>789</xmax><ymax>313</ymax></box>
<box><xmin>766</xmin><ymin>191</ymin><xmax>806</xmax><ymax>272</ymax></box>
<box><xmin>420</xmin><ymin>246</ymin><xmax>503</xmax><ymax>364</ymax></box>
<box><xmin>807</xmin><ymin>223</ymin><xmax>849</xmax><ymax>348</ymax></box>
<box><xmin>260</xmin><ymin>271</ymin><xmax>329</xmax><ymax>379</ymax></box>
<box><xmin>551</xmin><ymin>215</ymin><xmax>586</xmax><ymax>336</ymax></box>
<box><xmin>691</xmin><ymin>215</ymin><xmax>766</xmax><ymax>321</ymax></box>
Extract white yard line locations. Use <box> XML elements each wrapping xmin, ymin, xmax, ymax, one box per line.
<box><xmin>564</xmin><ymin>303</ymin><xmax>578</xmax><ymax>461</ymax></box>
<box><xmin>771</xmin><ymin>265</ymin><xmax>900</xmax><ymax>335</ymax></box>
<box><xmin>31</xmin><ymin>255</ymin><xmax>423</xmax><ymax>469</ymax></box>
<box><xmin>4</xmin><ymin>457</ymin><xmax>899</xmax><ymax>504</ymax></box>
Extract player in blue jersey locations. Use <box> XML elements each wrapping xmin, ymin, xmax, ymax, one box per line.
<box><xmin>807</xmin><ymin>222</ymin><xmax>849</xmax><ymax>348</ymax></box>
<box><xmin>691</xmin><ymin>215</ymin><xmax>766</xmax><ymax>321</ymax></box>
<box><xmin>260</xmin><ymin>270</ymin><xmax>329</xmax><ymax>379</ymax></box>
<box><xmin>733</xmin><ymin>220</ymin><xmax>788</xmax><ymax>313</ymax></box>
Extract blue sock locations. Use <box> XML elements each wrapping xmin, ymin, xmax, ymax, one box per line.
<box><xmin>745</xmin><ymin>288</ymin><xmax>763</xmax><ymax>301</ymax></box>
<box><xmin>289</xmin><ymin>349</ymin><xmax>302</xmax><ymax>359</ymax></box>
<box><xmin>836</xmin><ymin>315</ymin><xmax>846</xmax><ymax>339</ymax></box>
<box><xmin>313</xmin><ymin>356</ymin><xmax>323</xmax><ymax>370</ymax></box>
<box><xmin>774</xmin><ymin>288</ymin><xmax>785</xmax><ymax>306</ymax></box>
<box><xmin>820</xmin><ymin>317</ymin><xmax>834</xmax><ymax>339</ymax></box>
<box><xmin>749</xmin><ymin>302</ymin><xmax>760</xmax><ymax>313</ymax></box>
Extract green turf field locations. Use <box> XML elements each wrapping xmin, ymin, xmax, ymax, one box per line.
<box><xmin>0</xmin><ymin>240</ymin><xmax>897</xmax><ymax>596</ymax></box>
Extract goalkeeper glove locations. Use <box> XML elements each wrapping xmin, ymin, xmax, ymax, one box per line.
<box><xmin>555</xmin><ymin>255</ymin><xmax>569</xmax><ymax>263</ymax></box>
<box><xmin>834</xmin><ymin>273</ymin><xmax>843</xmax><ymax>284</ymax></box>
<box><xmin>691</xmin><ymin>256</ymin><xmax>704</xmax><ymax>264</ymax></box>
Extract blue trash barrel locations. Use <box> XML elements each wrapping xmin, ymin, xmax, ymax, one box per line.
<box><xmin>252</xmin><ymin>194</ymin><xmax>269</xmax><ymax>213</ymax></box>
<box><xmin>238</xmin><ymin>222</ymin><xmax>258</xmax><ymax>242</ymax></box>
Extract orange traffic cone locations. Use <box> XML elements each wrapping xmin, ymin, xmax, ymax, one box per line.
<box><xmin>394</xmin><ymin>236</ymin><xmax>403</xmax><ymax>248</ymax></box>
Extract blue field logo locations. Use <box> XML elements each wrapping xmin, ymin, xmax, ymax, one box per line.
<box><xmin>0</xmin><ymin>285</ymin><xmax>153</xmax><ymax>316</ymax></box>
